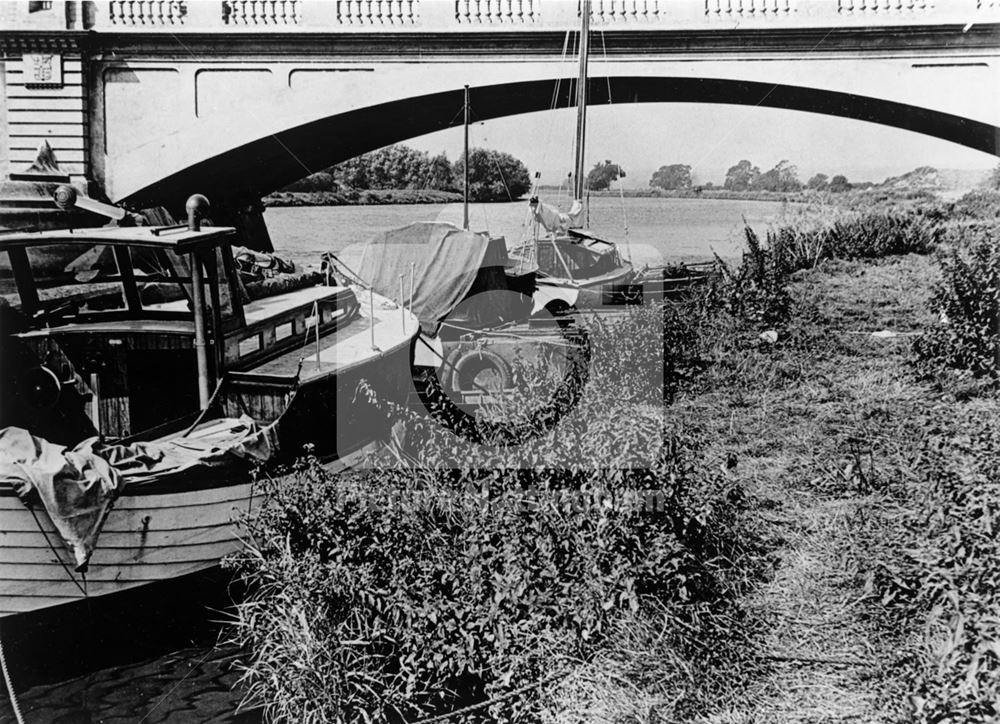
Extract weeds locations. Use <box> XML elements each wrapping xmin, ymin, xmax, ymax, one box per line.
<box><xmin>913</xmin><ymin>224</ymin><xmax>1000</xmax><ymax>379</ymax></box>
<box><xmin>226</xmin><ymin>300</ymin><xmax>759</xmax><ymax>724</ymax></box>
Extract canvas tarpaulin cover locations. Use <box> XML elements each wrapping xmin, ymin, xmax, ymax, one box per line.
<box><xmin>356</xmin><ymin>222</ymin><xmax>529</xmax><ymax>331</ymax></box>
<box><xmin>0</xmin><ymin>418</ymin><xmax>273</xmax><ymax>571</ymax></box>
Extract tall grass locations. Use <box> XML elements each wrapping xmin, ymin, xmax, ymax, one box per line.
<box><xmin>225</xmin><ymin>302</ymin><xmax>758</xmax><ymax>724</ymax></box>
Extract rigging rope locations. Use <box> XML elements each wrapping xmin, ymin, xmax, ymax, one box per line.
<box><xmin>0</xmin><ymin>630</ymin><xmax>25</xmax><ymax>724</ymax></box>
<box><xmin>28</xmin><ymin>505</ymin><xmax>87</xmax><ymax>597</ymax></box>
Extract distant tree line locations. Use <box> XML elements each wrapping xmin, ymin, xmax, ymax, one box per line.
<box><xmin>639</xmin><ymin>158</ymin><xmax>863</xmax><ymax>193</ymax></box>
<box><xmin>283</xmin><ymin>144</ymin><xmax>531</xmax><ymax>202</ymax></box>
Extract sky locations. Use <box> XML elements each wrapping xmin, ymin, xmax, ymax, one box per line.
<box><xmin>406</xmin><ymin>102</ymin><xmax>998</xmax><ymax>189</ymax></box>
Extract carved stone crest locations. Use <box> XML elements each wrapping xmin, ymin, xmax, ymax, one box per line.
<box><xmin>23</xmin><ymin>53</ymin><xmax>63</xmax><ymax>88</ymax></box>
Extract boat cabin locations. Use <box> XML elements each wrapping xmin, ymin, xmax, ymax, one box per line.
<box><xmin>0</xmin><ymin>224</ymin><xmax>357</xmax><ymax>444</ymax></box>
<box><xmin>512</xmin><ymin>229</ymin><xmax>629</xmax><ymax>285</ymax></box>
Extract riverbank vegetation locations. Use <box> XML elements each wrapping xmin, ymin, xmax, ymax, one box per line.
<box><xmin>227</xmin><ymin>194</ymin><xmax>1000</xmax><ymax>722</ymax></box>
<box><xmin>264</xmin><ymin>139</ymin><xmax>994</xmax><ymax>208</ymax></box>
<box><xmin>265</xmin><ymin>144</ymin><xmax>530</xmax><ymax>207</ymax></box>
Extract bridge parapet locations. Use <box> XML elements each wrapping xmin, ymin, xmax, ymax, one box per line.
<box><xmin>11</xmin><ymin>0</ymin><xmax>993</xmax><ymax>32</ymax></box>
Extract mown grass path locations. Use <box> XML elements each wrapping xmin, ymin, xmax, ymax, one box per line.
<box><xmin>672</xmin><ymin>255</ymin><xmax>940</xmax><ymax>723</ymax></box>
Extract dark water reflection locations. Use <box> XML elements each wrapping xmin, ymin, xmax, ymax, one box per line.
<box><xmin>0</xmin><ymin>644</ymin><xmax>258</xmax><ymax>724</ymax></box>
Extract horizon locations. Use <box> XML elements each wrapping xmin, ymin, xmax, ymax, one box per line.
<box><xmin>403</xmin><ymin>102</ymin><xmax>997</xmax><ymax>190</ymax></box>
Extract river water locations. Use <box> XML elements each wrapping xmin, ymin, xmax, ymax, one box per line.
<box><xmin>264</xmin><ymin>196</ymin><xmax>792</xmax><ymax>268</ymax></box>
<box><xmin>0</xmin><ymin>196</ymin><xmax>788</xmax><ymax>724</ymax></box>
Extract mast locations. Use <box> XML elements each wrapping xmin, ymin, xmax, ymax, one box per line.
<box><xmin>573</xmin><ymin>0</ymin><xmax>591</xmax><ymax>201</ymax></box>
<box><xmin>463</xmin><ymin>84</ymin><xmax>470</xmax><ymax>230</ymax></box>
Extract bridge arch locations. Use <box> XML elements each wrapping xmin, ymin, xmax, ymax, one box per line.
<box><xmin>123</xmin><ymin>75</ymin><xmax>1000</xmax><ymax>210</ymax></box>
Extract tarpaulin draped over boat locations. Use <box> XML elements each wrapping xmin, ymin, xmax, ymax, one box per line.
<box><xmin>0</xmin><ymin>417</ymin><xmax>274</xmax><ymax>571</ymax></box>
<box><xmin>356</xmin><ymin>222</ymin><xmax>531</xmax><ymax>332</ymax></box>
<box><xmin>0</xmin><ymin>427</ymin><xmax>123</xmax><ymax>572</ymax></box>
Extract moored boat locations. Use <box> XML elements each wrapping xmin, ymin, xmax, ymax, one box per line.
<box><xmin>506</xmin><ymin>0</ymin><xmax>638</xmax><ymax>314</ymax></box>
<box><xmin>0</xmin><ymin>192</ymin><xmax>418</xmax><ymax>618</ymax></box>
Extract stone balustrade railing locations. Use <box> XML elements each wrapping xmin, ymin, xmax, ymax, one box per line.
<box><xmin>7</xmin><ymin>0</ymin><xmax>996</xmax><ymax>32</ymax></box>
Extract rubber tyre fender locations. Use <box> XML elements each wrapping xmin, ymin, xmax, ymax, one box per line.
<box><xmin>443</xmin><ymin>347</ymin><xmax>513</xmax><ymax>397</ymax></box>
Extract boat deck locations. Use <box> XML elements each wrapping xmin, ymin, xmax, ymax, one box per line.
<box><xmin>242</xmin><ymin>286</ymin><xmax>341</xmax><ymax>326</ymax></box>
<box><xmin>246</xmin><ymin>288</ymin><xmax>417</xmax><ymax>383</ymax></box>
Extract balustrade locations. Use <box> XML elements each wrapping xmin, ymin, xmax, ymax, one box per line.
<box><xmin>704</xmin><ymin>0</ymin><xmax>793</xmax><ymax>18</ymax></box>
<box><xmin>35</xmin><ymin>0</ymin><xmax>1000</xmax><ymax>31</ymax></box>
<box><xmin>837</xmin><ymin>0</ymin><xmax>931</xmax><ymax>12</ymax></box>
<box><xmin>221</xmin><ymin>0</ymin><xmax>301</xmax><ymax>24</ymax></box>
<box><xmin>108</xmin><ymin>0</ymin><xmax>187</xmax><ymax>25</ymax></box>
<box><xmin>334</xmin><ymin>0</ymin><xmax>417</xmax><ymax>24</ymax></box>
<box><xmin>454</xmin><ymin>0</ymin><xmax>537</xmax><ymax>23</ymax></box>
<box><xmin>590</xmin><ymin>0</ymin><xmax>661</xmax><ymax>23</ymax></box>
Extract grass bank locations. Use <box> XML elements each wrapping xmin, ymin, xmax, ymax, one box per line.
<box><xmin>226</xmin><ymin>201</ymin><xmax>1000</xmax><ymax>722</ymax></box>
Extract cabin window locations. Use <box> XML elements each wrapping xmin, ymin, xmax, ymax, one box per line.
<box><xmin>135</xmin><ymin>247</ymin><xmax>237</xmax><ymax>324</ymax></box>
<box><xmin>18</xmin><ymin>243</ymin><xmax>128</xmax><ymax>318</ymax></box>
<box><xmin>238</xmin><ymin>334</ymin><xmax>262</xmax><ymax>357</ymax></box>
<box><xmin>135</xmin><ymin>247</ymin><xmax>193</xmax><ymax>312</ymax></box>
<box><xmin>275</xmin><ymin>320</ymin><xmax>294</xmax><ymax>340</ymax></box>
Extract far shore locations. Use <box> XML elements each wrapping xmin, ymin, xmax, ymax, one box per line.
<box><xmin>262</xmin><ymin>182</ymin><xmax>969</xmax><ymax>208</ymax></box>
<box><xmin>262</xmin><ymin>187</ymin><xmax>864</xmax><ymax>208</ymax></box>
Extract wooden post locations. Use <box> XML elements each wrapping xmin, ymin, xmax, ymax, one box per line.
<box><xmin>313</xmin><ymin>301</ymin><xmax>322</xmax><ymax>370</ymax></box>
<box><xmin>399</xmin><ymin>274</ymin><xmax>406</xmax><ymax>332</ymax></box>
<box><xmin>370</xmin><ymin>287</ymin><xmax>378</xmax><ymax>350</ymax></box>
<box><xmin>409</xmin><ymin>261</ymin><xmax>416</xmax><ymax>310</ymax></box>
<box><xmin>573</xmin><ymin>0</ymin><xmax>591</xmax><ymax>202</ymax></box>
<box><xmin>463</xmin><ymin>84</ymin><xmax>471</xmax><ymax>231</ymax></box>
<box><xmin>190</xmin><ymin>253</ymin><xmax>211</xmax><ymax>409</ymax></box>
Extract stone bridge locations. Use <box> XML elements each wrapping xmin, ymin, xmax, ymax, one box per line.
<box><xmin>1</xmin><ymin>0</ymin><xmax>998</xmax><ymax>219</ymax></box>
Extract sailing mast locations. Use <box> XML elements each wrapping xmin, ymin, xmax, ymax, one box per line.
<box><xmin>463</xmin><ymin>84</ymin><xmax>470</xmax><ymax>231</ymax></box>
<box><xmin>572</xmin><ymin>0</ymin><xmax>591</xmax><ymax>202</ymax></box>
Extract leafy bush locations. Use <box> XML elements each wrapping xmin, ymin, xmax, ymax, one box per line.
<box><xmin>896</xmin><ymin>416</ymin><xmax>1000</xmax><ymax>722</ymax></box>
<box><xmin>913</xmin><ymin>225</ymin><xmax>1000</xmax><ymax>378</ymax></box>
<box><xmin>773</xmin><ymin>208</ymin><xmax>941</xmax><ymax>270</ymax></box>
<box><xmin>951</xmin><ymin>188</ymin><xmax>1000</xmax><ymax>220</ymax></box>
<box><xmin>228</xmin><ymin>436</ymin><xmax>747</xmax><ymax>723</ymax></box>
<box><xmin>225</xmin><ymin>304</ymin><xmax>756</xmax><ymax>723</ymax></box>
<box><xmin>708</xmin><ymin>225</ymin><xmax>792</xmax><ymax>330</ymax></box>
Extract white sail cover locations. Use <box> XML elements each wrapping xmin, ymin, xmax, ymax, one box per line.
<box><xmin>532</xmin><ymin>199</ymin><xmax>584</xmax><ymax>233</ymax></box>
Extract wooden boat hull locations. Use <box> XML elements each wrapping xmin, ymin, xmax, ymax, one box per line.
<box><xmin>535</xmin><ymin>265</ymin><xmax>638</xmax><ymax>311</ymax></box>
<box><xmin>0</xmin><ymin>476</ymin><xmax>253</xmax><ymax>618</ymax></box>
<box><xmin>0</xmin><ymin>329</ymin><xmax>415</xmax><ymax>619</ymax></box>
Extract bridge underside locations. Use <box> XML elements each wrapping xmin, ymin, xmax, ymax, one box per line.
<box><xmin>126</xmin><ymin>75</ymin><xmax>1000</xmax><ymax>211</ymax></box>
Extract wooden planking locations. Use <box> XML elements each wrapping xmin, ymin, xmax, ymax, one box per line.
<box><xmin>0</xmin><ymin>479</ymin><xmax>254</xmax><ymax>615</ymax></box>
<box><xmin>0</xmin><ymin>481</ymin><xmax>253</xmax><ymax>510</ymax></box>
<box><xmin>11</xmin><ymin>149</ymin><xmax>87</xmax><ymax>164</ymax></box>
<box><xmin>8</xmin><ymin>110</ymin><xmax>88</xmax><ymax>124</ymax></box>
<box><xmin>6</xmin><ymin>96</ymin><xmax>87</xmax><ymax>112</ymax></box>
<box><xmin>6</xmin><ymin>85</ymin><xmax>87</xmax><ymax>99</ymax></box>
<box><xmin>0</xmin><ymin>522</ymin><xmax>238</xmax><ymax>550</ymax></box>
<box><xmin>0</xmin><ymin>539</ymin><xmax>240</xmax><ymax>567</ymax></box>
<box><xmin>10</xmin><ymin>135</ymin><xmax>87</xmax><ymax>150</ymax></box>
<box><xmin>6</xmin><ymin>71</ymin><xmax>85</xmax><ymax>86</ymax></box>
<box><xmin>0</xmin><ymin>491</ymin><xmax>254</xmax><ymax>534</ymax></box>
<box><xmin>8</xmin><ymin>122</ymin><xmax>86</xmax><ymax>138</ymax></box>
<box><xmin>6</xmin><ymin>560</ymin><xmax>223</xmax><ymax>589</ymax></box>
<box><xmin>0</xmin><ymin>560</ymin><xmax>223</xmax><ymax>615</ymax></box>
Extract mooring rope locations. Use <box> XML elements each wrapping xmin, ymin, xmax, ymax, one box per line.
<box><xmin>0</xmin><ymin>629</ymin><xmax>26</xmax><ymax>724</ymax></box>
<box><xmin>28</xmin><ymin>505</ymin><xmax>86</xmax><ymax>597</ymax></box>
